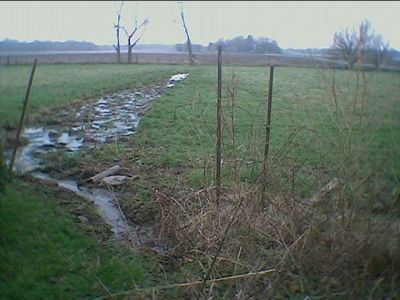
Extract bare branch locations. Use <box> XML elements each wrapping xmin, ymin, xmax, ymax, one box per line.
<box><xmin>123</xmin><ymin>1</ymin><xmax>149</xmax><ymax>63</ymax></box>
<box><xmin>115</xmin><ymin>0</ymin><xmax>124</xmax><ymax>15</ymax></box>
<box><xmin>128</xmin><ymin>18</ymin><xmax>149</xmax><ymax>49</ymax></box>
<box><xmin>120</xmin><ymin>25</ymin><xmax>129</xmax><ymax>37</ymax></box>
<box><xmin>113</xmin><ymin>1</ymin><xmax>124</xmax><ymax>64</ymax></box>
<box><xmin>332</xmin><ymin>28</ymin><xmax>358</xmax><ymax>69</ymax></box>
<box><xmin>178</xmin><ymin>1</ymin><xmax>194</xmax><ymax>65</ymax></box>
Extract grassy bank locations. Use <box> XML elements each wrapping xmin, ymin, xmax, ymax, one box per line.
<box><xmin>0</xmin><ymin>179</ymin><xmax>156</xmax><ymax>299</ymax></box>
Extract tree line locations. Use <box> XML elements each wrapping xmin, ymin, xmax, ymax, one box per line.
<box><xmin>175</xmin><ymin>35</ymin><xmax>282</xmax><ymax>54</ymax></box>
<box><xmin>0</xmin><ymin>39</ymin><xmax>100</xmax><ymax>52</ymax></box>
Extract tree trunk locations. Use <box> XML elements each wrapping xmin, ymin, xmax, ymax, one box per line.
<box><xmin>179</xmin><ymin>4</ymin><xmax>194</xmax><ymax>66</ymax></box>
<box><xmin>117</xmin><ymin>47</ymin><xmax>121</xmax><ymax>64</ymax></box>
<box><xmin>128</xmin><ymin>40</ymin><xmax>132</xmax><ymax>64</ymax></box>
<box><xmin>187</xmin><ymin>38</ymin><xmax>194</xmax><ymax>65</ymax></box>
<box><xmin>128</xmin><ymin>49</ymin><xmax>132</xmax><ymax>64</ymax></box>
<box><xmin>115</xmin><ymin>12</ymin><xmax>122</xmax><ymax>64</ymax></box>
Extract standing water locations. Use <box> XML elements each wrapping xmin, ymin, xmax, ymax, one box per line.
<box><xmin>4</xmin><ymin>73</ymin><xmax>189</xmax><ymax>253</ymax></box>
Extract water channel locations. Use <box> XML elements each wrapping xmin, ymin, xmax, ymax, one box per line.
<box><xmin>4</xmin><ymin>73</ymin><xmax>189</xmax><ymax>254</ymax></box>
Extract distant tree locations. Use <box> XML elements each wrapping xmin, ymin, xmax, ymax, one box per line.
<box><xmin>0</xmin><ymin>39</ymin><xmax>99</xmax><ymax>52</ymax></box>
<box><xmin>246</xmin><ymin>35</ymin><xmax>256</xmax><ymax>52</ymax></box>
<box><xmin>214</xmin><ymin>39</ymin><xmax>226</xmax><ymax>49</ymax></box>
<box><xmin>192</xmin><ymin>44</ymin><xmax>206</xmax><ymax>52</ymax></box>
<box><xmin>175</xmin><ymin>43</ymin><xmax>206</xmax><ymax>53</ymax></box>
<box><xmin>113</xmin><ymin>1</ymin><xmax>124</xmax><ymax>64</ymax></box>
<box><xmin>332</xmin><ymin>28</ymin><xmax>358</xmax><ymax>69</ymax></box>
<box><xmin>360</xmin><ymin>24</ymin><xmax>390</xmax><ymax>71</ymax></box>
<box><xmin>207</xmin><ymin>36</ymin><xmax>281</xmax><ymax>54</ymax></box>
<box><xmin>175</xmin><ymin>43</ymin><xmax>186</xmax><ymax>52</ymax></box>
<box><xmin>121</xmin><ymin>2</ymin><xmax>148</xmax><ymax>64</ymax></box>
<box><xmin>178</xmin><ymin>1</ymin><xmax>194</xmax><ymax>65</ymax></box>
<box><xmin>369</xmin><ymin>34</ymin><xmax>389</xmax><ymax>70</ymax></box>
<box><xmin>255</xmin><ymin>37</ymin><xmax>281</xmax><ymax>54</ymax></box>
<box><xmin>356</xmin><ymin>20</ymin><xmax>374</xmax><ymax>69</ymax></box>
<box><xmin>332</xmin><ymin>19</ymin><xmax>390</xmax><ymax>70</ymax></box>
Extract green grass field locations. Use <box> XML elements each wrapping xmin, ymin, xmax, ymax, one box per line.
<box><xmin>1</xmin><ymin>63</ymin><xmax>399</xmax><ymax>298</ymax></box>
<box><xmin>71</xmin><ymin>64</ymin><xmax>399</xmax><ymax>202</ymax></box>
<box><xmin>0</xmin><ymin>64</ymin><xmax>184</xmax><ymax>127</ymax></box>
<box><xmin>0</xmin><ymin>180</ymin><xmax>155</xmax><ymax>299</ymax></box>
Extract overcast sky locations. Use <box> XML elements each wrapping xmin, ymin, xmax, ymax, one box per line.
<box><xmin>1</xmin><ymin>1</ymin><xmax>399</xmax><ymax>50</ymax></box>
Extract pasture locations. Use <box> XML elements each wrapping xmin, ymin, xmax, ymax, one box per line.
<box><xmin>0</xmin><ymin>51</ymin><xmax>347</xmax><ymax>68</ymax></box>
<box><xmin>1</xmin><ymin>62</ymin><xmax>399</xmax><ymax>298</ymax></box>
<box><xmin>0</xmin><ymin>64</ymin><xmax>184</xmax><ymax>127</ymax></box>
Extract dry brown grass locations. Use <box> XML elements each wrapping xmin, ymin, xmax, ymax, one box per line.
<box><xmin>143</xmin><ymin>174</ymin><xmax>399</xmax><ymax>298</ymax></box>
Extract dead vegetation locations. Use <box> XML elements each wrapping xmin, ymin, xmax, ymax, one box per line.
<box><xmin>146</xmin><ymin>173</ymin><xmax>399</xmax><ymax>298</ymax></box>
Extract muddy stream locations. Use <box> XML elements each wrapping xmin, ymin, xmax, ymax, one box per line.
<box><xmin>3</xmin><ymin>73</ymin><xmax>189</xmax><ymax>255</ymax></box>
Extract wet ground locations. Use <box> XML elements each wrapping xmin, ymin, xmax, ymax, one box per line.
<box><xmin>3</xmin><ymin>73</ymin><xmax>189</xmax><ymax>254</ymax></box>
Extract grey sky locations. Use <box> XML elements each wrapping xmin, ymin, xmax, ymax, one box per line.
<box><xmin>1</xmin><ymin>1</ymin><xmax>399</xmax><ymax>49</ymax></box>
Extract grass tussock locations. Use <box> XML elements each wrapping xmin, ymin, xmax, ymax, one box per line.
<box><xmin>150</xmin><ymin>179</ymin><xmax>400</xmax><ymax>299</ymax></box>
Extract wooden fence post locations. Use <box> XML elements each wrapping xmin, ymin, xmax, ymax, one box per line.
<box><xmin>9</xmin><ymin>58</ymin><xmax>38</xmax><ymax>171</ymax></box>
<box><xmin>216</xmin><ymin>46</ymin><xmax>222</xmax><ymax>204</ymax></box>
<box><xmin>260</xmin><ymin>65</ymin><xmax>274</xmax><ymax>205</ymax></box>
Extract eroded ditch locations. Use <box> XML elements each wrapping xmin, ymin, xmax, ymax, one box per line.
<box><xmin>3</xmin><ymin>73</ymin><xmax>189</xmax><ymax>255</ymax></box>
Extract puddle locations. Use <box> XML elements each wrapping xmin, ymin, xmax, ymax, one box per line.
<box><xmin>30</xmin><ymin>171</ymin><xmax>171</xmax><ymax>254</ymax></box>
<box><xmin>4</xmin><ymin>127</ymin><xmax>84</xmax><ymax>174</ymax></box>
<box><xmin>3</xmin><ymin>73</ymin><xmax>188</xmax><ymax>254</ymax></box>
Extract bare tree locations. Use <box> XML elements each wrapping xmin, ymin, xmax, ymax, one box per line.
<box><xmin>113</xmin><ymin>1</ymin><xmax>124</xmax><ymax>64</ymax></box>
<box><xmin>332</xmin><ymin>19</ymin><xmax>390</xmax><ymax>71</ymax></box>
<box><xmin>369</xmin><ymin>34</ymin><xmax>389</xmax><ymax>70</ymax></box>
<box><xmin>178</xmin><ymin>1</ymin><xmax>194</xmax><ymax>65</ymax></box>
<box><xmin>356</xmin><ymin>20</ymin><xmax>373</xmax><ymax>69</ymax></box>
<box><xmin>121</xmin><ymin>2</ymin><xmax>149</xmax><ymax>64</ymax></box>
<box><xmin>372</xmin><ymin>36</ymin><xmax>389</xmax><ymax>70</ymax></box>
<box><xmin>332</xmin><ymin>28</ymin><xmax>358</xmax><ymax>69</ymax></box>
